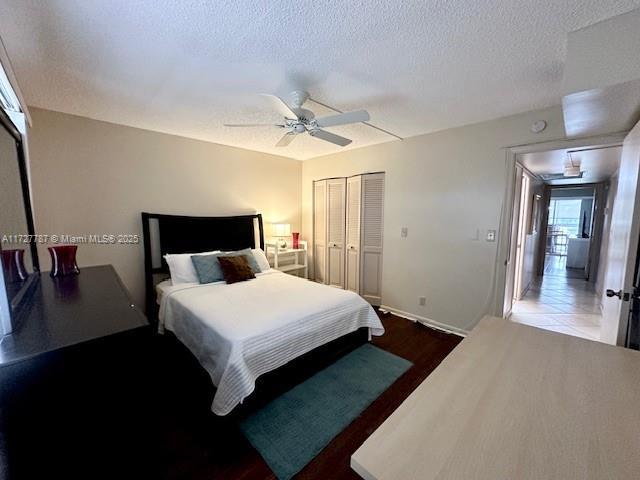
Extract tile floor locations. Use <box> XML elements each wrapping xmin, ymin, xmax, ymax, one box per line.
<box><xmin>511</xmin><ymin>255</ymin><xmax>603</xmax><ymax>342</ymax></box>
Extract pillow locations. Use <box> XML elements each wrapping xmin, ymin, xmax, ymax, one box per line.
<box><xmin>217</xmin><ymin>255</ymin><xmax>256</xmax><ymax>284</ymax></box>
<box><xmin>164</xmin><ymin>250</ymin><xmax>220</xmax><ymax>284</ymax></box>
<box><xmin>252</xmin><ymin>248</ymin><xmax>271</xmax><ymax>272</ymax></box>
<box><xmin>191</xmin><ymin>253</ymin><xmax>225</xmax><ymax>284</ymax></box>
<box><xmin>191</xmin><ymin>248</ymin><xmax>261</xmax><ymax>284</ymax></box>
<box><xmin>233</xmin><ymin>248</ymin><xmax>261</xmax><ymax>273</ymax></box>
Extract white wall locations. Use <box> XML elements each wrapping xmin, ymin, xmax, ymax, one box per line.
<box><xmin>302</xmin><ymin>106</ymin><xmax>566</xmax><ymax>333</ymax></box>
<box><xmin>27</xmin><ymin>108</ymin><xmax>302</xmax><ymax>308</ymax></box>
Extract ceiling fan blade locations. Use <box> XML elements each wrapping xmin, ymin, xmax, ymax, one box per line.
<box><xmin>276</xmin><ymin>132</ymin><xmax>297</xmax><ymax>147</ymax></box>
<box><xmin>308</xmin><ymin>129</ymin><xmax>352</xmax><ymax>147</ymax></box>
<box><xmin>315</xmin><ymin>110</ymin><xmax>370</xmax><ymax>128</ymax></box>
<box><xmin>260</xmin><ymin>94</ymin><xmax>301</xmax><ymax>119</ymax></box>
<box><xmin>223</xmin><ymin>123</ymin><xmax>285</xmax><ymax>128</ymax></box>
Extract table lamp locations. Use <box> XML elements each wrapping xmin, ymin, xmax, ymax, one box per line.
<box><xmin>272</xmin><ymin>223</ymin><xmax>291</xmax><ymax>249</ymax></box>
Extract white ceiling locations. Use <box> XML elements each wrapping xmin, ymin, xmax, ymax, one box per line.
<box><xmin>563</xmin><ymin>77</ymin><xmax>640</xmax><ymax>137</ymax></box>
<box><xmin>1</xmin><ymin>1</ymin><xmax>640</xmax><ymax>160</ymax></box>
<box><xmin>519</xmin><ymin>145</ymin><xmax>622</xmax><ymax>185</ymax></box>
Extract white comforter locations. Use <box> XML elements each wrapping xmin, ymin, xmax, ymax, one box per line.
<box><xmin>158</xmin><ymin>270</ymin><xmax>384</xmax><ymax>415</ymax></box>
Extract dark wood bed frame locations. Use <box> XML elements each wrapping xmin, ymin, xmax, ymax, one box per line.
<box><xmin>140</xmin><ymin>211</ymin><xmax>368</xmax><ymax>415</ymax></box>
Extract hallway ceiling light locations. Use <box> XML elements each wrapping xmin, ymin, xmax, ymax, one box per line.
<box><xmin>564</xmin><ymin>151</ymin><xmax>582</xmax><ymax>177</ymax></box>
<box><xmin>564</xmin><ymin>165</ymin><xmax>581</xmax><ymax>177</ymax></box>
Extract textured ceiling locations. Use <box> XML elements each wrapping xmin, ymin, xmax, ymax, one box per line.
<box><xmin>1</xmin><ymin>1</ymin><xmax>640</xmax><ymax>160</ymax></box>
<box><xmin>519</xmin><ymin>146</ymin><xmax>622</xmax><ymax>185</ymax></box>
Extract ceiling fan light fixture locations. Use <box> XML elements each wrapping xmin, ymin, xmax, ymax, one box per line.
<box><xmin>223</xmin><ymin>91</ymin><xmax>373</xmax><ymax>147</ymax></box>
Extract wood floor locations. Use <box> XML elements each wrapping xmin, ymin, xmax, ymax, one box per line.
<box><xmin>0</xmin><ymin>313</ymin><xmax>461</xmax><ymax>480</ymax></box>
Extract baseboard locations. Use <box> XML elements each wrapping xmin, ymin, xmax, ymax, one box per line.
<box><xmin>379</xmin><ymin>305</ymin><xmax>469</xmax><ymax>337</ymax></box>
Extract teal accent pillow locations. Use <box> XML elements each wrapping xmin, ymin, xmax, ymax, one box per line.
<box><xmin>191</xmin><ymin>254</ymin><xmax>224</xmax><ymax>284</ymax></box>
<box><xmin>191</xmin><ymin>248</ymin><xmax>261</xmax><ymax>284</ymax></box>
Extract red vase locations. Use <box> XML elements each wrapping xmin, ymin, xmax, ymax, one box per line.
<box><xmin>48</xmin><ymin>245</ymin><xmax>80</xmax><ymax>277</ymax></box>
<box><xmin>292</xmin><ymin>232</ymin><xmax>300</xmax><ymax>249</ymax></box>
<box><xmin>1</xmin><ymin>249</ymin><xmax>28</xmax><ymax>282</ymax></box>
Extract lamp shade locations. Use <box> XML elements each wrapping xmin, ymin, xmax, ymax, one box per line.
<box><xmin>273</xmin><ymin>223</ymin><xmax>291</xmax><ymax>237</ymax></box>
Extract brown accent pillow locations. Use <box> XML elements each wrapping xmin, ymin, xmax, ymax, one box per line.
<box><xmin>217</xmin><ymin>255</ymin><xmax>256</xmax><ymax>284</ymax></box>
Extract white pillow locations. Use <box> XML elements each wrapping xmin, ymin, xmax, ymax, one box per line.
<box><xmin>252</xmin><ymin>248</ymin><xmax>271</xmax><ymax>272</ymax></box>
<box><xmin>164</xmin><ymin>250</ymin><xmax>220</xmax><ymax>284</ymax></box>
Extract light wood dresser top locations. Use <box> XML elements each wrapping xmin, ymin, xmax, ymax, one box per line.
<box><xmin>351</xmin><ymin>316</ymin><xmax>640</xmax><ymax>480</ymax></box>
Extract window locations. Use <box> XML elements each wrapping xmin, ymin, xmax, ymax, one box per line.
<box><xmin>548</xmin><ymin>199</ymin><xmax>582</xmax><ymax>238</ymax></box>
<box><xmin>0</xmin><ymin>60</ymin><xmax>21</xmax><ymax>113</ymax></box>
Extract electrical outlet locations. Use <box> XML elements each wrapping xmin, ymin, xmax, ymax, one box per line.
<box><xmin>418</xmin><ymin>296</ymin><xmax>426</xmax><ymax>306</ymax></box>
<box><xmin>486</xmin><ymin>229</ymin><xmax>496</xmax><ymax>242</ymax></box>
<box><xmin>401</xmin><ymin>227</ymin><xmax>408</xmax><ymax>238</ymax></box>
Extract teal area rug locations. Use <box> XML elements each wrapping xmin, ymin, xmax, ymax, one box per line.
<box><xmin>239</xmin><ymin>343</ymin><xmax>412</xmax><ymax>480</ymax></box>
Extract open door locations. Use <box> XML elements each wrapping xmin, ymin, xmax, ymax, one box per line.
<box><xmin>627</xmin><ymin>236</ymin><xmax>640</xmax><ymax>349</ymax></box>
<box><xmin>504</xmin><ymin>165</ymin><xmax>524</xmax><ymax>317</ymax></box>
<box><xmin>513</xmin><ymin>174</ymin><xmax>531</xmax><ymax>301</ymax></box>
<box><xmin>601</xmin><ymin>120</ymin><xmax>640</xmax><ymax>346</ymax></box>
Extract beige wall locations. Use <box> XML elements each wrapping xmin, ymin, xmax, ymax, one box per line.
<box><xmin>302</xmin><ymin>106</ymin><xmax>566</xmax><ymax>332</ymax></box>
<box><xmin>27</xmin><ymin>107</ymin><xmax>302</xmax><ymax>308</ymax></box>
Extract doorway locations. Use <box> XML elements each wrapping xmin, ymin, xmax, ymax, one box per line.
<box><xmin>504</xmin><ymin>143</ymin><xmax>623</xmax><ymax>342</ymax></box>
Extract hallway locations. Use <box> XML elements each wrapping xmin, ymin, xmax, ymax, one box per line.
<box><xmin>511</xmin><ymin>256</ymin><xmax>602</xmax><ymax>341</ymax></box>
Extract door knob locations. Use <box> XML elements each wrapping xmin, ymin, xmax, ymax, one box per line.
<box><xmin>606</xmin><ymin>289</ymin><xmax>629</xmax><ymax>301</ymax></box>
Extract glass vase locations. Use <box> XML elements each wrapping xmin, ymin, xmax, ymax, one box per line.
<box><xmin>48</xmin><ymin>245</ymin><xmax>80</xmax><ymax>277</ymax></box>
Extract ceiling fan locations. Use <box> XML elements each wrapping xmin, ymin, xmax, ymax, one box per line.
<box><xmin>224</xmin><ymin>90</ymin><xmax>370</xmax><ymax>147</ymax></box>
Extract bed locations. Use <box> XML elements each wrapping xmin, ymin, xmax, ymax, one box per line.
<box><xmin>142</xmin><ymin>212</ymin><xmax>384</xmax><ymax>415</ymax></box>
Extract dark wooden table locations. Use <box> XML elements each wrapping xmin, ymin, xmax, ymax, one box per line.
<box><xmin>0</xmin><ymin>265</ymin><xmax>155</xmax><ymax>479</ymax></box>
<box><xmin>0</xmin><ymin>265</ymin><xmax>148</xmax><ymax>366</ymax></box>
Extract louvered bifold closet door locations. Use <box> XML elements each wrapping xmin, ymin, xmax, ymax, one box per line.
<box><xmin>313</xmin><ymin>180</ymin><xmax>328</xmax><ymax>284</ymax></box>
<box><xmin>326</xmin><ymin>178</ymin><xmax>346</xmax><ymax>288</ymax></box>
<box><xmin>360</xmin><ymin>173</ymin><xmax>385</xmax><ymax>305</ymax></box>
<box><xmin>345</xmin><ymin>176</ymin><xmax>362</xmax><ymax>293</ymax></box>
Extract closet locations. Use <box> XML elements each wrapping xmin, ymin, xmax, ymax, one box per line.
<box><xmin>313</xmin><ymin>172</ymin><xmax>384</xmax><ymax>305</ymax></box>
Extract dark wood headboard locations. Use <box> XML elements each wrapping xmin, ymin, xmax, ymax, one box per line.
<box><xmin>141</xmin><ymin>212</ymin><xmax>264</xmax><ymax>321</ymax></box>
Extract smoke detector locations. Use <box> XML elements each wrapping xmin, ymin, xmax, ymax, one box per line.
<box><xmin>531</xmin><ymin>120</ymin><xmax>547</xmax><ymax>133</ymax></box>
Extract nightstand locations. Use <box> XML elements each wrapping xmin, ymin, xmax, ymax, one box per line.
<box><xmin>265</xmin><ymin>241</ymin><xmax>308</xmax><ymax>279</ymax></box>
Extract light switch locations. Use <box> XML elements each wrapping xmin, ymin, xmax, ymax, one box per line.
<box><xmin>486</xmin><ymin>230</ymin><xmax>496</xmax><ymax>242</ymax></box>
<box><xmin>401</xmin><ymin>227</ymin><xmax>408</xmax><ymax>238</ymax></box>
